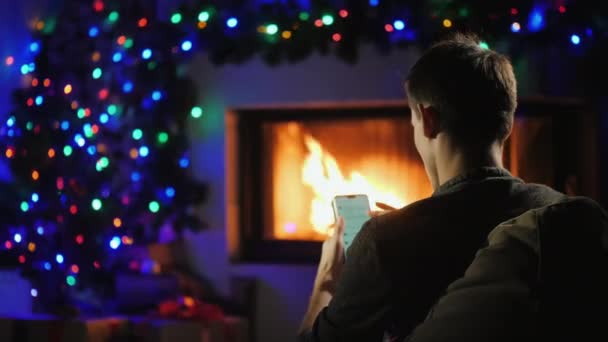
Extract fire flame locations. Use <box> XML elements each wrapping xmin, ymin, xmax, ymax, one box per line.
<box><xmin>301</xmin><ymin>135</ymin><xmax>406</xmax><ymax>234</ymax></box>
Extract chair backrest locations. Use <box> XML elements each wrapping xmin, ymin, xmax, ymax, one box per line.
<box><xmin>536</xmin><ymin>197</ymin><xmax>608</xmax><ymax>340</ymax></box>
<box><xmin>406</xmin><ymin>197</ymin><xmax>608</xmax><ymax>342</ymax></box>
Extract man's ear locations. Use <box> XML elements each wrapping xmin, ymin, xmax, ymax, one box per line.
<box><xmin>417</xmin><ymin>103</ymin><xmax>440</xmax><ymax>139</ymax></box>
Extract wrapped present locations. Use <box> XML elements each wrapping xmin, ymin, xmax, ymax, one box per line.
<box><xmin>0</xmin><ymin>315</ymin><xmax>128</xmax><ymax>342</ymax></box>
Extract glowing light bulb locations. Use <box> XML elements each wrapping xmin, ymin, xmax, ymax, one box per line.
<box><xmin>132</xmin><ymin>129</ymin><xmax>143</xmax><ymax>140</ymax></box>
<box><xmin>266</xmin><ymin>24</ymin><xmax>279</xmax><ymax>35</ymax></box>
<box><xmin>394</xmin><ymin>20</ymin><xmax>405</xmax><ymax>30</ymax></box>
<box><xmin>141</xmin><ymin>49</ymin><xmax>152</xmax><ymax>59</ymax></box>
<box><xmin>198</xmin><ymin>11</ymin><xmax>210</xmax><ymax>22</ymax></box>
<box><xmin>37</xmin><ymin>226</ymin><xmax>44</xmax><ymax>235</ymax></box>
<box><xmin>20</xmin><ymin>202</ymin><xmax>29</xmax><ymax>212</ymax></box>
<box><xmin>44</xmin><ymin>262</ymin><xmax>51</xmax><ymax>270</ymax></box>
<box><xmin>227</xmin><ymin>17</ymin><xmax>238</xmax><ymax>28</ymax></box>
<box><xmin>32</xmin><ymin>193</ymin><xmax>39</xmax><ymax>202</ymax></box>
<box><xmin>109</xmin><ymin>236</ymin><xmax>121</xmax><ymax>249</ymax></box>
<box><xmin>112</xmin><ymin>52</ymin><xmax>122</xmax><ymax>62</ymax></box>
<box><xmin>511</xmin><ymin>22</ymin><xmax>521</xmax><ymax>33</ymax></box>
<box><xmin>122</xmin><ymin>81</ymin><xmax>133</xmax><ymax>93</ymax></box>
<box><xmin>570</xmin><ymin>34</ymin><xmax>581</xmax><ymax>45</ymax></box>
<box><xmin>479</xmin><ymin>41</ymin><xmax>489</xmax><ymax>49</ymax></box>
<box><xmin>157</xmin><ymin>132</ymin><xmax>169</xmax><ymax>144</ymax></box>
<box><xmin>181</xmin><ymin>40</ymin><xmax>192</xmax><ymax>51</ymax></box>
<box><xmin>139</xmin><ymin>146</ymin><xmax>149</xmax><ymax>157</ymax></box>
<box><xmin>191</xmin><ymin>106</ymin><xmax>203</xmax><ymax>118</ymax></box>
<box><xmin>92</xmin><ymin>67</ymin><xmax>102</xmax><ymax>79</ymax></box>
<box><xmin>149</xmin><ymin>201</ymin><xmax>160</xmax><ymax>213</ymax></box>
<box><xmin>138</xmin><ymin>18</ymin><xmax>148</xmax><ymax>27</ymax></box>
<box><xmin>35</xmin><ymin>96</ymin><xmax>43</xmax><ymax>105</ymax></box>
<box><xmin>332</xmin><ymin>33</ymin><xmax>342</xmax><ymax>42</ymax></box>
<box><xmin>31</xmin><ymin>288</ymin><xmax>38</xmax><ymax>297</ymax></box>
<box><xmin>64</xmin><ymin>84</ymin><xmax>73</xmax><ymax>94</ymax></box>
<box><xmin>56</xmin><ymin>254</ymin><xmax>64</xmax><ymax>264</ymax></box>
<box><xmin>152</xmin><ymin>91</ymin><xmax>162</xmax><ymax>101</ymax></box>
<box><xmin>29</xmin><ymin>42</ymin><xmax>40</xmax><ymax>52</ymax></box>
<box><xmin>108</xmin><ymin>11</ymin><xmax>119</xmax><ymax>22</ymax></box>
<box><xmin>529</xmin><ymin>8</ymin><xmax>544</xmax><ymax>32</ymax></box>
<box><xmin>179</xmin><ymin>157</ymin><xmax>189</xmax><ymax>168</ymax></box>
<box><xmin>322</xmin><ymin>14</ymin><xmax>334</xmax><ymax>26</ymax></box>
<box><xmin>369</xmin><ymin>0</ymin><xmax>379</xmax><ymax>6</ymax></box>
<box><xmin>171</xmin><ymin>13</ymin><xmax>182</xmax><ymax>24</ymax></box>
<box><xmin>14</xmin><ymin>233</ymin><xmax>22</xmax><ymax>243</ymax></box>
<box><xmin>88</xmin><ymin>26</ymin><xmax>99</xmax><ymax>37</ymax></box>
<box><xmin>165</xmin><ymin>187</ymin><xmax>176</xmax><ymax>198</ymax></box>
<box><xmin>66</xmin><ymin>275</ymin><xmax>76</xmax><ymax>286</ymax></box>
<box><xmin>443</xmin><ymin>19</ymin><xmax>452</xmax><ymax>28</ymax></box>
<box><xmin>299</xmin><ymin>12</ymin><xmax>310</xmax><ymax>21</ymax></box>
<box><xmin>92</xmin><ymin>198</ymin><xmax>102</xmax><ymax>211</ymax></box>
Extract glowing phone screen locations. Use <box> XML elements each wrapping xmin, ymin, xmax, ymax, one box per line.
<box><xmin>333</xmin><ymin>195</ymin><xmax>370</xmax><ymax>254</ymax></box>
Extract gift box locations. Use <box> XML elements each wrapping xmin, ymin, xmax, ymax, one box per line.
<box><xmin>0</xmin><ymin>315</ymin><xmax>128</xmax><ymax>342</ymax></box>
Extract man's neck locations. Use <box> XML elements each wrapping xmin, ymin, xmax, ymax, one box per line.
<box><xmin>435</xmin><ymin>143</ymin><xmax>504</xmax><ymax>188</ymax></box>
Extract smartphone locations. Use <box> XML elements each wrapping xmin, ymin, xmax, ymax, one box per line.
<box><xmin>332</xmin><ymin>194</ymin><xmax>371</xmax><ymax>255</ymax></box>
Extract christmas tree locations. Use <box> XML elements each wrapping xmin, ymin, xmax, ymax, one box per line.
<box><xmin>0</xmin><ymin>0</ymin><xmax>207</xmax><ymax>312</ymax></box>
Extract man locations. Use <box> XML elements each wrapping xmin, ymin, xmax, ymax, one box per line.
<box><xmin>298</xmin><ymin>34</ymin><xmax>564</xmax><ymax>341</ymax></box>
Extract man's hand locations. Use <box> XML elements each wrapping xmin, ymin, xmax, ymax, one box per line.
<box><xmin>315</xmin><ymin>217</ymin><xmax>345</xmax><ymax>294</ymax></box>
<box><xmin>299</xmin><ymin>217</ymin><xmax>345</xmax><ymax>334</ymax></box>
<box><xmin>369</xmin><ymin>202</ymin><xmax>397</xmax><ymax>217</ymax></box>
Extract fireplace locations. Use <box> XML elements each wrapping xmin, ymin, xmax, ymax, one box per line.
<box><xmin>226</xmin><ymin>100</ymin><xmax>599</xmax><ymax>263</ymax></box>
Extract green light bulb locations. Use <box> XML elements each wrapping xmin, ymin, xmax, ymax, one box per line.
<box><xmin>191</xmin><ymin>106</ymin><xmax>203</xmax><ymax>118</ymax></box>
<box><xmin>322</xmin><ymin>14</ymin><xmax>334</xmax><ymax>26</ymax></box>
<box><xmin>149</xmin><ymin>201</ymin><xmax>160</xmax><ymax>213</ymax></box>
<box><xmin>171</xmin><ymin>13</ymin><xmax>182</xmax><ymax>24</ymax></box>
<box><xmin>266</xmin><ymin>24</ymin><xmax>279</xmax><ymax>35</ymax></box>
<box><xmin>157</xmin><ymin>132</ymin><xmax>169</xmax><ymax>144</ymax></box>
<box><xmin>92</xmin><ymin>198</ymin><xmax>102</xmax><ymax>211</ymax></box>
<box><xmin>108</xmin><ymin>11</ymin><xmax>119</xmax><ymax>22</ymax></box>
<box><xmin>132</xmin><ymin>129</ymin><xmax>143</xmax><ymax>140</ymax></box>
<box><xmin>63</xmin><ymin>145</ymin><xmax>73</xmax><ymax>156</ymax></box>
<box><xmin>198</xmin><ymin>11</ymin><xmax>210</xmax><ymax>22</ymax></box>
<box><xmin>92</xmin><ymin>67</ymin><xmax>102</xmax><ymax>79</ymax></box>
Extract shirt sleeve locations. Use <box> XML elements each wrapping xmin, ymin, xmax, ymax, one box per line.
<box><xmin>299</xmin><ymin>218</ymin><xmax>393</xmax><ymax>342</ymax></box>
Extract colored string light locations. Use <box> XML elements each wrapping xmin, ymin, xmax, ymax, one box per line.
<box><xmin>443</xmin><ymin>19</ymin><xmax>452</xmax><ymax>28</ymax></box>
<box><xmin>148</xmin><ymin>201</ymin><xmax>160</xmax><ymax>213</ymax></box>
<box><xmin>511</xmin><ymin>22</ymin><xmax>521</xmax><ymax>33</ymax></box>
<box><xmin>181</xmin><ymin>40</ymin><xmax>192</xmax><ymax>51</ymax></box>
<box><xmin>108</xmin><ymin>11</ymin><xmax>119</xmax><ymax>22</ymax></box>
<box><xmin>322</xmin><ymin>14</ymin><xmax>334</xmax><ymax>26</ymax></box>
<box><xmin>170</xmin><ymin>13</ymin><xmax>182</xmax><ymax>24</ymax></box>
<box><xmin>571</xmin><ymin>34</ymin><xmax>581</xmax><ymax>45</ymax></box>
<box><xmin>227</xmin><ymin>17</ymin><xmax>238</xmax><ymax>28</ymax></box>
<box><xmin>191</xmin><ymin>106</ymin><xmax>203</xmax><ymax>118</ymax></box>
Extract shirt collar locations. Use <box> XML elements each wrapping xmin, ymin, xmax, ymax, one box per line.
<box><xmin>432</xmin><ymin>167</ymin><xmax>519</xmax><ymax>197</ymax></box>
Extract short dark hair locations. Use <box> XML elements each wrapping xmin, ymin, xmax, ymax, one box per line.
<box><xmin>406</xmin><ymin>33</ymin><xmax>517</xmax><ymax>147</ymax></box>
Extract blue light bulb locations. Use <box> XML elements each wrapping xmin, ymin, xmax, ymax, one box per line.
<box><xmin>152</xmin><ymin>90</ymin><xmax>162</xmax><ymax>101</ymax></box>
<box><xmin>227</xmin><ymin>17</ymin><xmax>238</xmax><ymax>28</ymax></box>
<box><xmin>112</xmin><ymin>52</ymin><xmax>123</xmax><ymax>63</ymax></box>
<box><xmin>570</xmin><ymin>34</ymin><xmax>581</xmax><ymax>45</ymax></box>
<box><xmin>88</xmin><ymin>26</ymin><xmax>99</xmax><ymax>37</ymax></box>
<box><xmin>123</xmin><ymin>81</ymin><xmax>133</xmax><ymax>93</ymax></box>
<box><xmin>179</xmin><ymin>157</ymin><xmax>189</xmax><ymax>168</ymax></box>
<box><xmin>44</xmin><ymin>262</ymin><xmax>52</xmax><ymax>270</ymax></box>
<box><xmin>32</xmin><ymin>193</ymin><xmax>39</xmax><ymax>202</ymax></box>
<box><xmin>139</xmin><ymin>146</ymin><xmax>149</xmax><ymax>157</ymax></box>
<box><xmin>181</xmin><ymin>40</ymin><xmax>192</xmax><ymax>51</ymax></box>
<box><xmin>141</xmin><ymin>48</ymin><xmax>152</xmax><ymax>59</ymax></box>
<box><xmin>393</xmin><ymin>20</ymin><xmax>405</xmax><ymax>30</ymax></box>
<box><xmin>29</xmin><ymin>42</ymin><xmax>40</xmax><ymax>52</ymax></box>
<box><xmin>165</xmin><ymin>187</ymin><xmax>176</xmax><ymax>198</ymax></box>
<box><xmin>56</xmin><ymin>254</ymin><xmax>64</xmax><ymax>264</ymax></box>
<box><xmin>109</xmin><ymin>236</ymin><xmax>121</xmax><ymax>249</ymax></box>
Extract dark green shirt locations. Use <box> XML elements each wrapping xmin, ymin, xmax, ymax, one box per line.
<box><xmin>300</xmin><ymin>168</ymin><xmax>564</xmax><ymax>341</ymax></box>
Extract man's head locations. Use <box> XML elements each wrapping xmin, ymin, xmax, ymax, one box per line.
<box><xmin>406</xmin><ymin>34</ymin><xmax>517</xmax><ymax>186</ymax></box>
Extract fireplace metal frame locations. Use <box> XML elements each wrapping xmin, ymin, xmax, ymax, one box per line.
<box><xmin>226</xmin><ymin>99</ymin><xmax>598</xmax><ymax>264</ymax></box>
